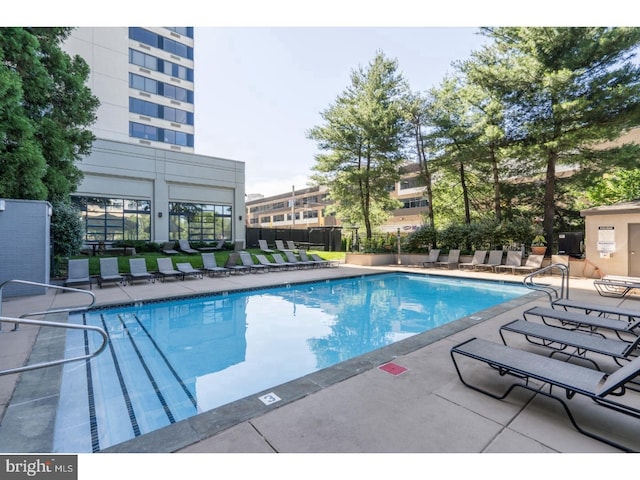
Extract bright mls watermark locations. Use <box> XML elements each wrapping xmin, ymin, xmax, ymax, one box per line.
<box><xmin>1</xmin><ymin>455</ymin><xmax>77</xmax><ymax>480</ymax></box>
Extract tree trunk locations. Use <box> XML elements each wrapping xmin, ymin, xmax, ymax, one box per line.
<box><xmin>459</xmin><ymin>160</ymin><xmax>471</xmax><ymax>224</ymax></box>
<box><xmin>543</xmin><ymin>150</ymin><xmax>557</xmax><ymax>252</ymax></box>
<box><xmin>490</xmin><ymin>147</ymin><xmax>502</xmax><ymax>222</ymax></box>
<box><xmin>416</xmin><ymin>127</ymin><xmax>435</xmax><ymax>228</ymax></box>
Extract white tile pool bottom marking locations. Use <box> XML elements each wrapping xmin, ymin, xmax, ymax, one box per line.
<box><xmin>55</xmin><ymin>273</ymin><xmax>530</xmax><ymax>452</ymax></box>
<box><xmin>259</xmin><ymin>392</ymin><xmax>282</xmax><ymax>406</ymax></box>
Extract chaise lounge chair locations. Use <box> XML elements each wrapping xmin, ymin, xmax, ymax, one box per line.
<box><xmin>275</xmin><ymin>239</ymin><xmax>294</xmax><ymax>252</ymax></box>
<box><xmin>98</xmin><ymin>257</ymin><xmax>126</xmax><ymax>288</ymax></box>
<box><xmin>197</xmin><ymin>239</ymin><xmax>226</xmax><ymax>252</ymax></box>
<box><xmin>593</xmin><ymin>275</ymin><xmax>640</xmax><ymax>298</ymax></box>
<box><xmin>64</xmin><ymin>258</ymin><xmax>92</xmax><ymax>290</ymax></box>
<box><xmin>258</xmin><ymin>239</ymin><xmax>275</xmax><ymax>253</ymax></box>
<box><xmin>299</xmin><ymin>250</ymin><xmax>324</xmax><ymax>268</ymax></box>
<box><xmin>201</xmin><ymin>253</ymin><xmax>230</xmax><ymax>277</ymax></box>
<box><xmin>223</xmin><ymin>252</ymin><xmax>251</xmax><ymax>274</ymax></box>
<box><xmin>523</xmin><ymin>305</ymin><xmax>640</xmax><ymax>340</ymax></box>
<box><xmin>494</xmin><ymin>251</ymin><xmax>523</xmax><ymax>274</ymax></box>
<box><xmin>156</xmin><ymin>257</ymin><xmax>182</xmax><ymax>282</ymax></box>
<box><xmin>458</xmin><ymin>250</ymin><xmax>487</xmax><ymax>271</ymax></box>
<box><xmin>450</xmin><ymin>336</ymin><xmax>640</xmax><ymax>452</ymax></box>
<box><xmin>311</xmin><ymin>253</ymin><xmax>339</xmax><ymax>267</ymax></box>
<box><xmin>512</xmin><ymin>254</ymin><xmax>544</xmax><ymax>274</ymax></box>
<box><xmin>499</xmin><ymin>318</ymin><xmax>640</xmax><ymax>368</ymax></box>
<box><xmin>551</xmin><ymin>298</ymin><xmax>640</xmax><ymax>325</ymax></box>
<box><xmin>178</xmin><ymin>239</ymin><xmax>199</xmax><ymax>254</ymax></box>
<box><xmin>239</xmin><ymin>252</ymin><xmax>269</xmax><ymax>273</ymax></box>
<box><xmin>127</xmin><ymin>258</ymin><xmax>155</xmax><ymax>284</ymax></box>
<box><xmin>474</xmin><ymin>250</ymin><xmax>504</xmax><ymax>272</ymax></box>
<box><xmin>176</xmin><ymin>262</ymin><xmax>203</xmax><ymax>279</ymax></box>
<box><xmin>161</xmin><ymin>242</ymin><xmax>179</xmax><ymax>255</ymax></box>
<box><xmin>421</xmin><ymin>249</ymin><xmax>440</xmax><ymax>268</ymax></box>
<box><xmin>284</xmin><ymin>250</ymin><xmax>315</xmax><ymax>269</ymax></box>
<box><xmin>272</xmin><ymin>253</ymin><xmax>299</xmax><ymax>270</ymax></box>
<box><xmin>434</xmin><ymin>249</ymin><xmax>460</xmax><ymax>269</ymax></box>
<box><xmin>255</xmin><ymin>254</ymin><xmax>286</xmax><ymax>271</ymax></box>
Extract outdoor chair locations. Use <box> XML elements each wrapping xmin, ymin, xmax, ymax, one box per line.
<box><xmin>551</xmin><ymin>298</ymin><xmax>640</xmax><ymax>325</ymax></box>
<box><xmin>512</xmin><ymin>254</ymin><xmax>544</xmax><ymax>274</ymax></box>
<box><xmin>272</xmin><ymin>253</ymin><xmax>299</xmax><ymax>270</ymax></box>
<box><xmin>156</xmin><ymin>257</ymin><xmax>182</xmax><ymax>282</ymax></box>
<box><xmin>286</xmin><ymin>240</ymin><xmax>297</xmax><ymax>251</ymax></box>
<box><xmin>299</xmin><ymin>250</ymin><xmax>324</xmax><ymax>268</ymax></box>
<box><xmin>311</xmin><ymin>253</ymin><xmax>339</xmax><ymax>267</ymax></box>
<box><xmin>434</xmin><ymin>249</ymin><xmax>460</xmax><ymax>269</ymax></box>
<box><xmin>178</xmin><ymin>239</ymin><xmax>199</xmax><ymax>254</ymax></box>
<box><xmin>98</xmin><ymin>257</ymin><xmax>126</xmax><ymax>288</ymax></box>
<box><xmin>64</xmin><ymin>258</ymin><xmax>92</xmax><ymax>290</ymax></box>
<box><xmin>275</xmin><ymin>239</ymin><xmax>294</xmax><ymax>252</ymax></box>
<box><xmin>161</xmin><ymin>242</ymin><xmax>179</xmax><ymax>255</ymax></box>
<box><xmin>499</xmin><ymin>318</ymin><xmax>640</xmax><ymax>369</ymax></box>
<box><xmin>523</xmin><ymin>306</ymin><xmax>640</xmax><ymax>341</ymax></box>
<box><xmin>201</xmin><ymin>253</ymin><xmax>230</xmax><ymax>277</ymax></box>
<box><xmin>474</xmin><ymin>250</ymin><xmax>504</xmax><ymax>272</ymax></box>
<box><xmin>258</xmin><ymin>239</ymin><xmax>275</xmax><ymax>253</ymax></box>
<box><xmin>593</xmin><ymin>275</ymin><xmax>640</xmax><ymax>298</ymax></box>
<box><xmin>127</xmin><ymin>258</ymin><xmax>155</xmax><ymax>285</ymax></box>
<box><xmin>450</xmin><ymin>336</ymin><xmax>640</xmax><ymax>452</ymax></box>
<box><xmin>421</xmin><ymin>249</ymin><xmax>440</xmax><ymax>268</ymax></box>
<box><xmin>255</xmin><ymin>254</ymin><xmax>286</xmax><ymax>271</ymax></box>
<box><xmin>458</xmin><ymin>250</ymin><xmax>487</xmax><ymax>270</ymax></box>
<box><xmin>176</xmin><ymin>262</ymin><xmax>204</xmax><ymax>279</ymax></box>
<box><xmin>494</xmin><ymin>251</ymin><xmax>523</xmax><ymax>274</ymax></box>
<box><xmin>197</xmin><ymin>239</ymin><xmax>226</xmax><ymax>252</ymax></box>
<box><xmin>223</xmin><ymin>252</ymin><xmax>251</xmax><ymax>274</ymax></box>
<box><xmin>284</xmin><ymin>250</ymin><xmax>315</xmax><ymax>269</ymax></box>
<box><xmin>239</xmin><ymin>252</ymin><xmax>269</xmax><ymax>273</ymax></box>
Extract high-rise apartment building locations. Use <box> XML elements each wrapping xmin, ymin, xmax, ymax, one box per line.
<box><xmin>63</xmin><ymin>27</ymin><xmax>245</xmax><ymax>246</ymax></box>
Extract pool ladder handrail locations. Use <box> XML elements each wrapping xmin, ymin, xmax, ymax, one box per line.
<box><xmin>0</xmin><ymin>279</ymin><xmax>108</xmax><ymax>377</ymax></box>
<box><xmin>522</xmin><ymin>263</ymin><xmax>570</xmax><ymax>302</ymax></box>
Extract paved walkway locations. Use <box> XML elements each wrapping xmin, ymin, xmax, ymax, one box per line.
<box><xmin>1</xmin><ymin>263</ymin><xmax>639</xmax><ymax>455</ymax></box>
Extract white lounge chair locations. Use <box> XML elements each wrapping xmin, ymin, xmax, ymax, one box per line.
<box><xmin>435</xmin><ymin>249</ymin><xmax>460</xmax><ymax>269</ymax></box>
<box><xmin>422</xmin><ymin>249</ymin><xmax>440</xmax><ymax>268</ymax></box>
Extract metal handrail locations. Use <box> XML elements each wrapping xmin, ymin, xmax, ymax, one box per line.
<box><xmin>0</xmin><ymin>279</ymin><xmax>96</xmax><ymax>332</ymax></box>
<box><xmin>523</xmin><ymin>263</ymin><xmax>570</xmax><ymax>302</ymax></box>
<box><xmin>0</xmin><ymin>315</ymin><xmax>108</xmax><ymax>376</ymax></box>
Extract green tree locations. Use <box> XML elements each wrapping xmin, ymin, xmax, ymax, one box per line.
<box><xmin>585</xmin><ymin>167</ymin><xmax>640</xmax><ymax>205</ymax></box>
<box><xmin>307</xmin><ymin>52</ymin><xmax>409</xmax><ymax>239</ymax></box>
<box><xmin>0</xmin><ymin>27</ymin><xmax>99</xmax><ymax>202</ymax></box>
<box><xmin>478</xmin><ymin>27</ymin><xmax>640</xmax><ymax>248</ymax></box>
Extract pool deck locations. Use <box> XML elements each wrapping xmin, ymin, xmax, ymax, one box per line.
<box><xmin>2</xmin><ymin>262</ymin><xmax>640</xmax><ymax>455</ymax></box>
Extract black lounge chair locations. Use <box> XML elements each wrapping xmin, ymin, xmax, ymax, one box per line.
<box><xmin>594</xmin><ymin>275</ymin><xmax>640</xmax><ymax>298</ymax></box>
<box><xmin>156</xmin><ymin>257</ymin><xmax>182</xmax><ymax>281</ymax></box>
<box><xmin>127</xmin><ymin>258</ymin><xmax>155</xmax><ymax>284</ymax></box>
<box><xmin>98</xmin><ymin>257</ymin><xmax>125</xmax><ymax>288</ymax></box>
<box><xmin>500</xmin><ymin>318</ymin><xmax>640</xmax><ymax>368</ymax></box>
<box><xmin>523</xmin><ymin>306</ymin><xmax>640</xmax><ymax>340</ymax></box>
<box><xmin>201</xmin><ymin>253</ymin><xmax>230</xmax><ymax>277</ymax></box>
<box><xmin>178</xmin><ymin>239</ymin><xmax>199</xmax><ymax>254</ymax></box>
<box><xmin>450</xmin><ymin>337</ymin><xmax>640</xmax><ymax>452</ymax></box>
<box><xmin>421</xmin><ymin>249</ymin><xmax>440</xmax><ymax>268</ymax></box>
<box><xmin>552</xmin><ymin>298</ymin><xmax>640</xmax><ymax>325</ymax></box>
<box><xmin>176</xmin><ymin>262</ymin><xmax>203</xmax><ymax>279</ymax></box>
<box><xmin>64</xmin><ymin>258</ymin><xmax>92</xmax><ymax>290</ymax></box>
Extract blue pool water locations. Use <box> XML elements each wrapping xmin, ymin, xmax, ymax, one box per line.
<box><xmin>54</xmin><ymin>273</ymin><xmax>529</xmax><ymax>452</ymax></box>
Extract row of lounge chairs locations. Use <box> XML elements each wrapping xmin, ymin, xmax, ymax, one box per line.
<box><xmin>161</xmin><ymin>239</ymin><xmax>226</xmax><ymax>255</ymax></box>
<box><xmin>422</xmin><ymin>249</ymin><xmax>544</xmax><ymax>274</ymax></box>
<box><xmin>64</xmin><ymin>250</ymin><xmax>339</xmax><ymax>289</ymax></box>
<box><xmin>258</xmin><ymin>239</ymin><xmax>297</xmax><ymax>253</ymax></box>
<box><xmin>450</xmin><ymin>296</ymin><xmax>640</xmax><ymax>451</ymax></box>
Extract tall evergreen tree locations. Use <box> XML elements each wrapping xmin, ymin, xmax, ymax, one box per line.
<box><xmin>307</xmin><ymin>52</ymin><xmax>409</xmax><ymax>239</ymax></box>
<box><xmin>478</xmin><ymin>27</ymin><xmax>640</xmax><ymax>248</ymax></box>
<box><xmin>0</xmin><ymin>27</ymin><xmax>99</xmax><ymax>202</ymax></box>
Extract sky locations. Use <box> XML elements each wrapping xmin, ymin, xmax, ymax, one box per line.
<box><xmin>194</xmin><ymin>26</ymin><xmax>489</xmax><ymax>197</ymax></box>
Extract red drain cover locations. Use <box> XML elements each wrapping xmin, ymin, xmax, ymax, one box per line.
<box><xmin>378</xmin><ymin>362</ymin><xmax>408</xmax><ymax>376</ymax></box>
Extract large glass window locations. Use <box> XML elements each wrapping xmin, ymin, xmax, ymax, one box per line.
<box><xmin>72</xmin><ymin>197</ymin><xmax>151</xmax><ymax>241</ymax></box>
<box><xmin>129</xmin><ymin>98</ymin><xmax>193</xmax><ymax>125</ymax></box>
<box><xmin>169</xmin><ymin>202</ymin><xmax>232</xmax><ymax>241</ymax></box>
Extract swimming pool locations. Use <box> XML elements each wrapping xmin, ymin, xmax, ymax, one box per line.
<box><xmin>53</xmin><ymin>272</ymin><xmax>530</xmax><ymax>452</ymax></box>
